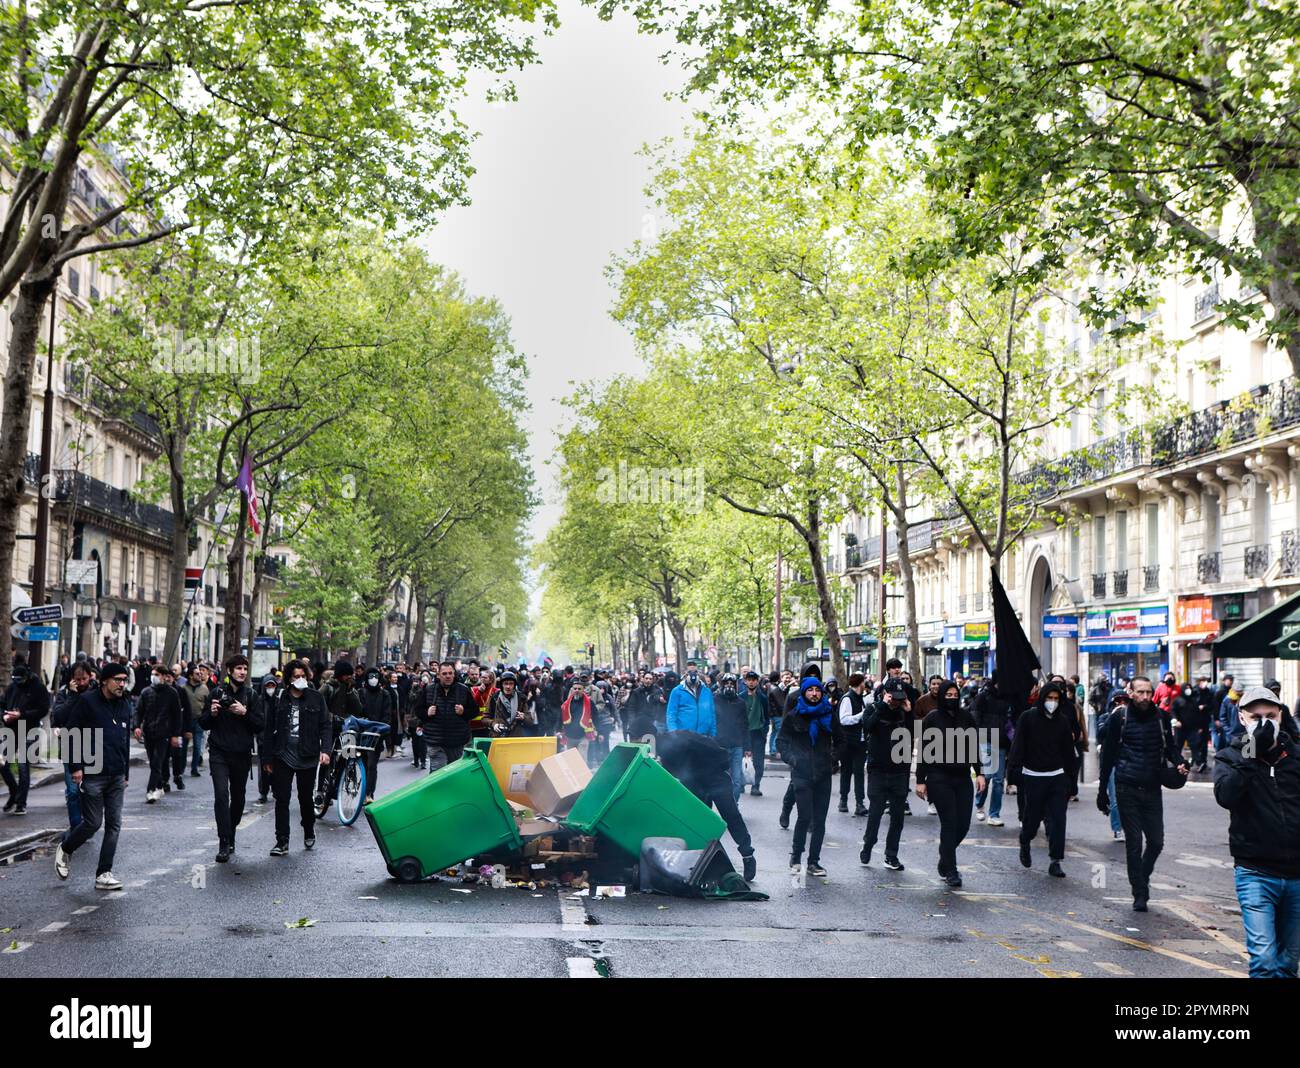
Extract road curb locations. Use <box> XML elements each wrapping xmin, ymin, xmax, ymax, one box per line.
<box><xmin>29</xmin><ymin>747</ymin><xmax>147</xmax><ymax>791</ymax></box>
<box><xmin>0</xmin><ymin>827</ymin><xmax>63</xmax><ymax>856</ymax></box>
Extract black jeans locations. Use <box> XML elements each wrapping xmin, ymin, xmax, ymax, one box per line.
<box><xmin>270</xmin><ymin>759</ymin><xmax>318</xmax><ymax>844</ymax></box>
<box><xmin>1019</xmin><ymin>772</ymin><xmax>1069</xmax><ymax>861</ymax></box>
<box><xmin>61</xmin><ymin>772</ymin><xmax>125</xmax><ymax>876</ymax></box>
<box><xmin>146</xmin><ymin>734</ymin><xmax>172</xmax><ymax>792</ymax></box>
<box><xmin>748</xmin><ymin>729</ymin><xmax>766</xmax><ymax>789</ymax></box>
<box><xmin>863</xmin><ymin>768</ymin><xmax>909</xmax><ymax>860</ymax></box>
<box><xmin>790</xmin><ymin>774</ymin><xmax>832</xmax><ymax>865</ymax></box>
<box><xmin>1115</xmin><ymin>780</ymin><xmax>1164</xmax><ymax>900</ymax></box>
<box><xmin>1176</xmin><ymin>727</ymin><xmax>1208</xmax><ymax>766</ymax></box>
<box><xmin>926</xmin><ymin>773</ymin><xmax>973</xmax><ymax>877</ymax></box>
<box><xmin>1</xmin><ymin>753</ymin><xmax>31</xmax><ymax>806</ymax></box>
<box><xmin>210</xmin><ymin>748</ymin><xmax>251</xmax><ymax>848</ymax></box>
<box><xmin>690</xmin><ymin>774</ymin><xmax>754</xmax><ymax>857</ymax></box>
<box><xmin>172</xmin><ymin>737</ymin><xmax>188</xmax><ymax>782</ymax></box>
<box><xmin>839</xmin><ymin>741</ymin><xmax>866</xmax><ymax>805</ymax></box>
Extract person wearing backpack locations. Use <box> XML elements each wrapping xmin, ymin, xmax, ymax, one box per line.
<box><xmin>1097</xmin><ymin>675</ymin><xmax>1188</xmax><ymax>911</ymax></box>
<box><xmin>1213</xmin><ymin>686</ymin><xmax>1300</xmax><ymax>977</ymax></box>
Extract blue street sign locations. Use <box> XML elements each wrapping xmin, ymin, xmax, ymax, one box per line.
<box><xmin>12</xmin><ymin>603</ymin><xmax>61</xmax><ymax>625</ymax></box>
<box><xmin>14</xmin><ymin>625</ymin><xmax>59</xmax><ymax>642</ymax></box>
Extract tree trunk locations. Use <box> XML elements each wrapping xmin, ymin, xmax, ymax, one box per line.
<box><xmin>366</xmin><ymin>617</ymin><xmax>381</xmax><ymax>665</ymax></box>
<box><xmin>801</xmin><ymin>497</ymin><xmax>846</xmax><ymax>685</ymax></box>
<box><xmin>634</xmin><ymin>604</ymin><xmax>654</xmax><ymax>667</ymax></box>
<box><xmin>0</xmin><ymin>273</ymin><xmax>56</xmax><ymax>684</ymax></box>
<box><xmin>666</xmin><ymin>613</ymin><xmax>688</xmax><ymax>673</ymax></box>
<box><xmin>431</xmin><ymin>590</ymin><xmax>446</xmax><ymax>664</ymax></box>
<box><xmin>402</xmin><ymin>582</ymin><xmax>414</xmax><ymax>657</ymax></box>
<box><xmin>408</xmin><ymin>590</ymin><xmax>427</xmax><ymax>665</ymax></box>
<box><xmin>893</xmin><ymin>462</ymin><xmax>922</xmax><ymax>680</ymax></box>
<box><xmin>220</xmin><ymin>492</ymin><xmax>247</xmax><ymax>666</ymax></box>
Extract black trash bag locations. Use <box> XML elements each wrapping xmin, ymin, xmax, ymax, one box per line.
<box><xmin>637</xmin><ymin>837</ymin><xmax>767</xmax><ymax>900</ymax></box>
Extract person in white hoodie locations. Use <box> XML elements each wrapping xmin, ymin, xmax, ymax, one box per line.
<box><xmin>837</xmin><ymin>673</ymin><xmax>869</xmax><ymax>816</ymax></box>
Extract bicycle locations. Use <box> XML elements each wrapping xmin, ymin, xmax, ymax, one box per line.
<box><xmin>313</xmin><ymin>715</ymin><xmax>390</xmax><ymax>826</ymax></box>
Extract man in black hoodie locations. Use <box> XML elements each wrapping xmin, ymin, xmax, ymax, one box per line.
<box><xmin>133</xmin><ymin>663</ymin><xmax>182</xmax><ymax>803</ymax></box>
<box><xmin>1098</xmin><ymin>674</ymin><xmax>1187</xmax><ymax>911</ymax></box>
<box><xmin>2</xmin><ymin>655</ymin><xmax>50</xmax><ymax>814</ymax></box>
<box><xmin>55</xmin><ymin>661</ymin><xmax>133</xmax><ymax>890</ymax></box>
<box><xmin>261</xmin><ymin>660</ymin><xmax>332</xmax><ymax>855</ymax></box>
<box><xmin>859</xmin><ymin>677</ymin><xmax>912</xmax><ymax>870</ymax></box>
<box><xmin>916</xmin><ymin>679</ymin><xmax>985</xmax><ymax>888</ymax></box>
<box><xmin>1214</xmin><ymin>686</ymin><xmax>1300</xmax><ymax>977</ymax></box>
<box><xmin>203</xmin><ymin>654</ymin><xmax>265</xmax><ymax>862</ymax></box>
<box><xmin>1007</xmin><ymin>680</ymin><xmax>1077</xmax><ymax>878</ymax></box>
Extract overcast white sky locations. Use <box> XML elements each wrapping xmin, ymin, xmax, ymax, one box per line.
<box><xmin>420</xmin><ymin>1</ymin><xmax>690</xmax><ymax>603</ymax></box>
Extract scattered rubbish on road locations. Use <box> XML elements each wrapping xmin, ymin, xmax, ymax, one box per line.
<box><xmin>284</xmin><ymin>918</ymin><xmax>316</xmax><ymax>929</ymax></box>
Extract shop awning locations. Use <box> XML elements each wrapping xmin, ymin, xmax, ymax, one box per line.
<box><xmin>1172</xmin><ymin>631</ymin><xmax>1219</xmax><ymax>645</ymax></box>
<box><xmin>1079</xmin><ymin>639</ymin><xmax>1163</xmax><ymax>654</ymax></box>
<box><xmin>1211</xmin><ymin>588</ymin><xmax>1300</xmax><ymax>658</ymax></box>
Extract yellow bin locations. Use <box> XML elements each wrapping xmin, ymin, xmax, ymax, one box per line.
<box><xmin>487</xmin><ymin>735</ymin><xmax>558</xmax><ymax>805</ymax></box>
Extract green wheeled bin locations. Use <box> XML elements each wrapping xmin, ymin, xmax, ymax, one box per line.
<box><xmin>563</xmin><ymin>742</ymin><xmax>726</xmax><ymax>857</ymax></box>
<box><xmin>365</xmin><ymin>748</ymin><xmax>521</xmax><ymax>882</ymax></box>
<box><xmin>470</xmin><ymin>737</ymin><xmax>492</xmax><ymax>756</ymax></box>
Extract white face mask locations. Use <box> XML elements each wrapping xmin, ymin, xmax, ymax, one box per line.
<box><xmin>151</xmin><ymin>674</ymin><xmax>162</xmax><ymax>686</ymax></box>
<box><xmin>1044</xmin><ymin>699</ymin><xmax>1059</xmax><ymax>713</ymax></box>
<box><xmin>291</xmin><ymin>677</ymin><xmax>308</xmax><ymax>691</ymax></box>
<box><xmin>367</xmin><ymin>677</ymin><xmax>378</xmax><ymax>687</ymax></box>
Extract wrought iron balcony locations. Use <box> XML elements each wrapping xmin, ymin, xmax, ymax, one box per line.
<box><xmin>1091</xmin><ymin>572</ymin><xmax>1107</xmax><ymax>599</ymax></box>
<box><xmin>262</xmin><ymin>556</ymin><xmax>283</xmax><ymax>579</ymax></box>
<box><xmin>1193</xmin><ymin>282</ymin><xmax>1221</xmax><ymax>324</ymax></box>
<box><xmin>1245</xmin><ymin>544</ymin><xmax>1271</xmax><ymax>579</ymax></box>
<box><xmin>50</xmin><ymin>470</ymin><xmax>175</xmax><ymax>538</ymax></box>
<box><xmin>845</xmin><ymin>545</ymin><xmax>863</xmax><ymax>569</ymax></box>
<box><xmin>1282</xmin><ymin>530</ymin><xmax>1300</xmax><ymax>577</ymax></box>
<box><xmin>1112</xmin><ymin>569</ymin><xmax>1129</xmax><ymax>597</ymax></box>
<box><xmin>1142</xmin><ymin>564</ymin><xmax>1161</xmax><ymax>592</ymax></box>
<box><xmin>1198</xmin><ymin>551</ymin><xmax>1221</xmax><ymax>584</ymax></box>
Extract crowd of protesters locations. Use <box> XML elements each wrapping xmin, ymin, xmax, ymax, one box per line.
<box><xmin>4</xmin><ymin>647</ymin><xmax>1298</xmax><ymax>978</ymax></box>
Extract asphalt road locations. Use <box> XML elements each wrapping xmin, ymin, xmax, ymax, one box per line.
<box><xmin>0</xmin><ymin>746</ymin><xmax>1252</xmax><ymax>978</ymax></box>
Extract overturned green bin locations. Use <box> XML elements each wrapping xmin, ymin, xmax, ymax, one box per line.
<box><xmin>564</xmin><ymin>742</ymin><xmax>726</xmax><ymax>857</ymax></box>
<box><xmin>365</xmin><ymin>748</ymin><xmax>521</xmax><ymax>882</ymax></box>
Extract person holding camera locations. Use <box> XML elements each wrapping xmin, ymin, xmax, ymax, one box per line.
<box><xmin>133</xmin><ymin>663</ymin><xmax>182</xmax><ymax>803</ymax></box>
<box><xmin>1214</xmin><ymin>686</ymin><xmax>1300</xmax><ymax>977</ymax></box>
<box><xmin>203</xmin><ymin>655</ymin><xmax>265</xmax><ymax>863</ymax></box>
<box><xmin>491</xmin><ymin>672</ymin><xmax>536</xmax><ymax>737</ymax></box>
<box><xmin>859</xmin><ymin>677</ymin><xmax>912</xmax><ymax>870</ymax></box>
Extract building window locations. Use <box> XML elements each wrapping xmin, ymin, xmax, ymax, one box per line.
<box><xmin>1093</xmin><ymin>515</ymin><xmax>1107</xmax><ymax>572</ymax></box>
<box><xmin>1205</xmin><ymin>492</ymin><xmax>1221</xmax><ymax>553</ymax></box>
<box><xmin>1069</xmin><ymin>527</ymin><xmax>1081</xmax><ymax>579</ymax></box>
<box><xmin>1116</xmin><ymin>510</ymin><xmax>1128</xmax><ymax>571</ymax></box>
<box><xmin>1145</xmin><ymin>502</ymin><xmax>1159</xmax><ymax>566</ymax></box>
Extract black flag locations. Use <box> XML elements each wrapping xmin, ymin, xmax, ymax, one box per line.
<box><xmin>990</xmin><ymin>566</ymin><xmax>1040</xmax><ymax>712</ymax></box>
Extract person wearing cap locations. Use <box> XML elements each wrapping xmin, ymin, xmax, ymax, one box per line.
<box><xmin>859</xmin><ymin>677</ymin><xmax>912</xmax><ymax>871</ymax></box>
<box><xmin>491</xmin><ymin>672</ymin><xmax>536</xmax><ymax>737</ymax></box>
<box><xmin>55</xmin><ymin>661</ymin><xmax>133</xmax><ymax>890</ymax></box>
<box><xmin>714</xmin><ymin>674</ymin><xmax>749</xmax><ymax>801</ymax></box>
<box><xmin>1007</xmin><ymin>681</ymin><xmax>1077</xmax><ymax>878</ymax></box>
<box><xmin>1214</xmin><ymin>685</ymin><xmax>1300</xmax><ymax>977</ymax></box>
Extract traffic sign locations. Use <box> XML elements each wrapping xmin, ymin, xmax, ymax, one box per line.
<box><xmin>10</xmin><ymin>624</ymin><xmax>59</xmax><ymax>642</ymax></box>
<box><xmin>11</xmin><ymin>603</ymin><xmax>61</xmax><ymax>625</ymax></box>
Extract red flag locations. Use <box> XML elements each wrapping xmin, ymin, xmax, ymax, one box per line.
<box><xmin>237</xmin><ymin>453</ymin><xmax>262</xmax><ymax>536</ymax></box>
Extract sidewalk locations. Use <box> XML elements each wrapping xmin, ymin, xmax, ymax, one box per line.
<box><xmin>22</xmin><ymin>739</ymin><xmax>149</xmax><ymax>792</ymax></box>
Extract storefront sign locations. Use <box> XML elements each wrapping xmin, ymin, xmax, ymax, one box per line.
<box><xmin>1175</xmin><ymin>596</ymin><xmax>1216</xmax><ymax>633</ymax></box>
<box><xmin>964</xmin><ymin>621</ymin><xmax>990</xmax><ymax>643</ymax></box>
<box><xmin>1041</xmin><ymin>614</ymin><xmax>1079</xmax><ymax>639</ymax></box>
<box><xmin>1085</xmin><ymin>604</ymin><xmax>1169</xmax><ymax>638</ymax></box>
<box><xmin>1274</xmin><ymin>627</ymin><xmax>1300</xmax><ymax>660</ymax></box>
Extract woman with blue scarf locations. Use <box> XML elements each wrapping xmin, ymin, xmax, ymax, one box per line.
<box><xmin>778</xmin><ymin>676</ymin><xmax>838</xmax><ymax>877</ymax></box>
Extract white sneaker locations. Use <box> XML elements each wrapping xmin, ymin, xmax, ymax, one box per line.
<box><xmin>927</xmin><ymin>803</ymin><xmax>938</xmax><ymax>815</ymax></box>
<box><xmin>145</xmin><ymin>790</ymin><xmax>157</xmax><ymax>803</ymax></box>
<box><xmin>95</xmin><ymin>871</ymin><xmax>123</xmax><ymax>891</ymax></box>
<box><xmin>975</xmin><ymin>808</ymin><xmax>986</xmax><ymax>822</ymax></box>
<box><xmin>987</xmin><ymin>816</ymin><xmax>1004</xmax><ymax>827</ymax></box>
<box><xmin>55</xmin><ymin>842</ymin><xmax>69</xmax><ymax>880</ymax></box>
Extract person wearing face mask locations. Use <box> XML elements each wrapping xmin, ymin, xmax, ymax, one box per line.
<box><xmin>254</xmin><ymin>673</ymin><xmax>279</xmax><ymax>803</ymax></box>
<box><xmin>133</xmin><ymin>663</ymin><xmax>183</xmax><ymax>803</ymax></box>
<box><xmin>1154</xmin><ymin>671</ymin><xmax>1179</xmax><ymax>714</ymax></box>
<box><xmin>1007</xmin><ymin>681</ymin><xmax>1077</xmax><ymax>878</ymax></box>
<box><xmin>915</xmin><ymin>681</ymin><xmax>986</xmax><ymax>888</ymax></box>
<box><xmin>779</xmin><ymin>676</ymin><xmax>836</xmax><ymax>877</ymax></box>
<box><xmin>357</xmin><ymin>666</ymin><xmax>394</xmax><ymax>797</ymax></box>
<box><xmin>409</xmin><ymin>671</ymin><xmax>432</xmax><ymax>768</ymax></box>
<box><xmin>1214</xmin><ymin>686</ymin><xmax>1300</xmax><ymax>977</ymax></box>
<box><xmin>666</xmin><ymin>663</ymin><xmax>717</xmax><ymax>738</ymax></box>
<box><xmin>1171</xmin><ymin>677</ymin><xmax>1211</xmax><ymax>772</ymax></box>
<box><xmin>260</xmin><ymin>661</ymin><xmax>333</xmax><ymax>855</ymax></box>
<box><xmin>1098</xmin><ymin>675</ymin><xmax>1187</xmax><ymax>911</ymax></box>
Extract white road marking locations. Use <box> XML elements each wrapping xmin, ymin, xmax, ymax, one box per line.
<box><xmin>1095</xmin><ymin>961</ymin><xmax>1133</xmax><ymax>976</ymax></box>
<box><xmin>1054</xmin><ymin>940</ymin><xmax>1086</xmax><ymax>953</ymax></box>
<box><xmin>559</xmin><ymin>892</ymin><xmax>587</xmax><ymax>932</ymax></box>
<box><xmin>71</xmin><ymin>906</ymin><xmax>98</xmax><ymax>915</ymax></box>
<box><xmin>126</xmin><ymin>880</ymin><xmax>151</xmax><ymax>888</ymax></box>
<box><xmin>39</xmin><ymin>921</ymin><xmax>69</xmax><ymax>933</ymax></box>
<box><xmin>2</xmin><ymin>941</ymin><xmax>32</xmax><ymax>953</ymax></box>
<box><xmin>566</xmin><ymin>957</ymin><xmax>602</xmax><ymax>977</ymax></box>
<box><xmin>147</xmin><ymin>869</ymin><xmax>172</xmax><ymax>876</ymax></box>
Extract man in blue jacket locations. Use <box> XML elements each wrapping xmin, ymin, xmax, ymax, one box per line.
<box><xmin>666</xmin><ymin>663</ymin><xmax>716</xmax><ymax>737</ymax></box>
<box><xmin>55</xmin><ymin>661</ymin><xmax>133</xmax><ymax>890</ymax></box>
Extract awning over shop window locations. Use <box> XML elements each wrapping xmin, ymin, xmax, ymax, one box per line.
<box><xmin>1173</xmin><ymin>631</ymin><xmax>1218</xmax><ymax>645</ymax></box>
<box><xmin>1211</xmin><ymin>588</ymin><xmax>1300</xmax><ymax>659</ymax></box>
<box><xmin>1079</xmin><ymin>639</ymin><xmax>1163</xmax><ymax>654</ymax></box>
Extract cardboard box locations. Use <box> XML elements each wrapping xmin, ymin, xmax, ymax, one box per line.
<box><xmin>526</xmin><ymin>748</ymin><xmax>593</xmax><ymax>817</ymax></box>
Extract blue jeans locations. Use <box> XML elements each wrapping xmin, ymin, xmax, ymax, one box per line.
<box><xmin>1234</xmin><ymin>866</ymin><xmax>1300</xmax><ymax>978</ymax></box>
<box><xmin>1212</xmin><ymin>722</ymin><xmax>1231</xmax><ymax>754</ymax></box>
<box><xmin>62</xmin><ymin>764</ymin><xmax>82</xmax><ymax>830</ymax></box>
<box><xmin>767</xmin><ymin>716</ymin><xmax>782</xmax><ymax>757</ymax></box>
<box><xmin>190</xmin><ymin>726</ymin><xmax>206</xmax><ymax>773</ymax></box>
<box><xmin>1107</xmin><ymin>769</ymin><xmax>1122</xmax><ymax>834</ymax></box>
<box><xmin>727</xmin><ymin>745</ymin><xmax>745</xmax><ymax>801</ymax></box>
<box><xmin>975</xmin><ymin>742</ymin><xmax>1004</xmax><ymax>819</ymax></box>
